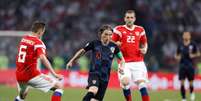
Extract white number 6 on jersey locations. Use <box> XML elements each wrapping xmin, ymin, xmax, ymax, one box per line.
<box><xmin>18</xmin><ymin>45</ymin><xmax>27</xmax><ymax>63</ymax></box>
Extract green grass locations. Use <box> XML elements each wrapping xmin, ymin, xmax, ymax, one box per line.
<box><xmin>0</xmin><ymin>85</ymin><xmax>201</xmax><ymax>101</ymax></box>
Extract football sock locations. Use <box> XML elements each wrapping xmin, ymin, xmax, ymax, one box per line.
<box><xmin>82</xmin><ymin>92</ymin><xmax>94</xmax><ymax>101</ymax></box>
<box><xmin>190</xmin><ymin>85</ymin><xmax>194</xmax><ymax>94</ymax></box>
<box><xmin>140</xmin><ymin>87</ymin><xmax>150</xmax><ymax>101</ymax></box>
<box><xmin>123</xmin><ymin>89</ymin><xmax>132</xmax><ymax>101</ymax></box>
<box><xmin>180</xmin><ymin>85</ymin><xmax>186</xmax><ymax>99</ymax></box>
<box><xmin>51</xmin><ymin>89</ymin><xmax>63</xmax><ymax>101</ymax></box>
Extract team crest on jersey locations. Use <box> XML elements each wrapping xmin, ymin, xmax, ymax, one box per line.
<box><xmin>110</xmin><ymin>47</ymin><xmax>115</xmax><ymax>53</ymax></box>
<box><xmin>135</xmin><ymin>32</ymin><xmax>140</xmax><ymax>36</ymax></box>
<box><xmin>92</xmin><ymin>80</ymin><xmax>96</xmax><ymax>84</ymax></box>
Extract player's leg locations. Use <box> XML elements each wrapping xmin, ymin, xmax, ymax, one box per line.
<box><xmin>179</xmin><ymin>67</ymin><xmax>186</xmax><ymax>101</ymax></box>
<box><xmin>133</xmin><ymin>62</ymin><xmax>150</xmax><ymax>101</ymax></box>
<box><xmin>118</xmin><ymin>63</ymin><xmax>132</xmax><ymax>101</ymax></box>
<box><xmin>51</xmin><ymin>82</ymin><xmax>63</xmax><ymax>101</ymax></box>
<box><xmin>28</xmin><ymin>74</ymin><xmax>63</xmax><ymax>101</ymax></box>
<box><xmin>136</xmin><ymin>80</ymin><xmax>150</xmax><ymax>101</ymax></box>
<box><xmin>83</xmin><ymin>73</ymin><xmax>99</xmax><ymax>101</ymax></box>
<box><xmin>93</xmin><ymin>81</ymin><xmax>108</xmax><ymax>101</ymax></box>
<box><xmin>188</xmin><ymin>68</ymin><xmax>195</xmax><ymax>101</ymax></box>
<box><xmin>15</xmin><ymin>83</ymin><xmax>29</xmax><ymax>101</ymax></box>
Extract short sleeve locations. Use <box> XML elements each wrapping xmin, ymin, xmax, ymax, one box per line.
<box><xmin>34</xmin><ymin>41</ymin><xmax>46</xmax><ymax>57</ymax></box>
<box><xmin>192</xmin><ymin>43</ymin><xmax>199</xmax><ymax>53</ymax></box>
<box><xmin>83</xmin><ymin>41</ymin><xmax>94</xmax><ymax>51</ymax></box>
<box><xmin>112</xmin><ymin>27</ymin><xmax>122</xmax><ymax>42</ymax></box>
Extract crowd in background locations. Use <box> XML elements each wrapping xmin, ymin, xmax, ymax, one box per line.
<box><xmin>0</xmin><ymin>0</ymin><xmax>201</xmax><ymax>73</ymax></box>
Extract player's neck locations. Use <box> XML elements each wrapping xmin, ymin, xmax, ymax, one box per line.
<box><xmin>183</xmin><ymin>40</ymin><xmax>190</xmax><ymax>46</ymax></box>
<box><xmin>126</xmin><ymin>24</ymin><xmax>134</xmax><ymax>29</ymax></box>
<box><xmin>101</xmin><ymin>39</ymin><xmax>109</xmax><ymax>46</ymax></box>
<box><xmin>30</xmin><ymin>32</ymin><xmax>40</xmax><ymax>38</ymax></box>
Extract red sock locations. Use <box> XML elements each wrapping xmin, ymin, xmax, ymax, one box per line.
<box><xmin>142</xmin><ymin>95</ymin><xmax>150</xmax><ymax>101</ymax></box>
<box><xmin>125</xmin><ymin>95</ymin><xmax>132</xmax><ymax>101</ymax></box>
<box><xmin>51</xmin><ymin>95</ymin><xmax>61</xmax><ymax>101</ymax></box>
<box><xmin>51</xmin><ymin>90</ymin><xmax>62</xmax><ymax>101</ymax></box>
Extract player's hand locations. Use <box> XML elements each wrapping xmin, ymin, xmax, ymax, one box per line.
<box><xmin>140</xmin><ymin>48</ymin><xmax>147</xmax><ymax>54</ymax></box>
<box><xmin>54</xmin><ymin>74</ymin><xmax>64</xmax><ymax>81</ymax></box>
<box><xmin>66</xmin><ymin>62</ymin><xmax>73</xmax><ymax>70</ymax></box>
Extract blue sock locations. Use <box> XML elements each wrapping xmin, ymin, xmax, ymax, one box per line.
<box><xmin>123</xmin><ymin>89</ymin><xmax>131</xmax><ymax>96</ymax></box>
<box><xmin>140</xmin><ymin>87</ymin><xmax>148</xmax><ymax>96</ymax></box>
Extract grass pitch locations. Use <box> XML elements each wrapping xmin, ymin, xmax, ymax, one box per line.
<box><xmin>0</xmin><ymin>85</ymin><xmax>200</xmax><ymax>101</ymax></box>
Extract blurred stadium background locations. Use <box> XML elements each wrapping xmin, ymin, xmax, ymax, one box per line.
<box><xmin>0</xmin><ymin>0</ymin><xmax>201</xmax><ymax>101</ymax></box>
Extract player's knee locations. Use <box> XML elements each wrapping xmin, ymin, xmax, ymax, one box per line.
<box><xmin>137</xmin><ymin>81</ymin><xmax>147</xmax><ymax>90</ymax></box>
<box><xmin>90</xmin><ymin>98</ymin><xmax>99</xmax><ymax>101</ymax></box>
<box><xmin>88</xmin><ymin>86</ymin><xmax>98</xmax><ymax>95</ymax></box>
<box><xmin>121</xmin><ymin>77</ymin><xmax>130</xmax><ymax>86</ymax></box>
<box><xmin>54</xmin><ymin>82</ymin><xmax>63</xmax><ymax>89</ymax></box>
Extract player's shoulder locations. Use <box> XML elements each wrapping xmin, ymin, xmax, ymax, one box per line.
<box><xmin>109</xmin><ymin>41</ymin><xmax>118</xmax><ymax>47</ymax></box>
<box><xmin>134</xmin><ymin>25</ymin><xmax>145</xmax><ymax>31</ymax></box>
<box><xmin>114</xmin><ymin>25</ymin><xmax>125</xmax><ymax>30</ymax></box>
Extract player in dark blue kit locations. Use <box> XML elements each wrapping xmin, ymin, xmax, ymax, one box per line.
<box><xmin>175</xmin><ymin>32</ymin><xmax>200</xmax><ymax>101</ymax></box>
<box><xmin>66</xmin><ymin>25</ymin><xmax>125</xmax><ymax>101</ymax></box>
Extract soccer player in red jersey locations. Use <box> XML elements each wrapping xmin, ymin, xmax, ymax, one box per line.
<box><xmin>15</xmin><ymin>21</ymin><xmax>63</xmax><ymax>101</ymax></box>
<box><xmin>112</xmin><ymin>10</ymin><xmax>150</xmax><ymax>101</ymax></box>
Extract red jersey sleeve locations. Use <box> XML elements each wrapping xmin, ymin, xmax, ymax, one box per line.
<box><xmin>112</xmin><ymin>27</ymin><xmax>122</xmax><ymax>42</ymax></box>
<box><xmin>140</xmin><ymin>29</ymin><xmax>147</xmax><ymax>44</ymax></box>
<box><xmin>34</xmin><ymin>41</ymin><xmax>46</xmax><ymax>57</ymax></box>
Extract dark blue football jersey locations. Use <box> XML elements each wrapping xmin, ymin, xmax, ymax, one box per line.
<box><xmin>83</xmin><ymin>40</ymin><xmax>120</xmax><ymax>82</ymax></box>
<box><xmin>177</xmin><ymin>41</ymin><xmax>198</xmax><ymax>68</ymax></box>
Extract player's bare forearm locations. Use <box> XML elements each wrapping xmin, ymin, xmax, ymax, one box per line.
<box><xmin>39</xmin><ymin>54</ymin><xmax>56</xmax><ymax>75</ymax></box>
<box><xmin>140</xmin><ymin>43</ymin><xmax>148</xmax><ymax>54</ymax></box>
<box><xmin>175</xmin><ymin>54</ymin><xmax>181</xmax><ymax>61</ymax></box>
<box><xmin>66</xmin><ymin>49</ymin><xmax>86</xmax><ymax>69</ymax></box>
<box><xmin>190</xmin><ymin>51</ymin><xmax>201</xmax><ymax>58</ymax></box>
<box><xmin>69</xmin><ymin>49</ymin><xmax>86</xmax><ymax>63</ymax></box>
<box><xmin>116</xmin><ymin>52</ymin><xmax>125</xmax><ymax>74</ymax></box>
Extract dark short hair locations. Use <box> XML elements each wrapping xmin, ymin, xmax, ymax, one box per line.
<box><xmin>98</xmin><ymin>24</ymin><xmax>113</xmax><ymax>37</ymax></box>
<box><xmin>31</xmin><ymin>21</ymin><xmax>46</xmax><ymax>33</ymax></box>
<box><xmin>125</xmin><ymin>10</ymin><xmax>135</xmax><ymax>16</ymax></box>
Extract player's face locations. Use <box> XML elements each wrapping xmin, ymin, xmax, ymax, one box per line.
<box><xmin>101</xmin><ymin>29</ymin><xmax>113</xmax><ymax>43</ymax></box>
<box><xmin>124</xmin><ymin>13</ymin><xmax>136</xmax><ymax>26</ymax></box>
<box><xmin>183</xmin><ymin>32</ymin><xmax>191</xmax><ymax>42</ymax></box>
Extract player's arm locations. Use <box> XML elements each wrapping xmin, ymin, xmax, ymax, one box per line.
<box><xmin>140</xmin><ymin>42</ymin><xmax>148</xmax><ymax>54</ymax></box>
<box><xmin>66</xmin><ymin>49</ymin><xmax>86</xmax><ymax>69</ymax></box>
<box><xmin>189</xmin><ymin>44</ymin><xmax>200</xmax><ymax>58</ymax></box>
<box><xmin>66</xmin><ymin>41</ymin><xmax>93</xmax><ymax>69</ymax></box>
<box><xmin>112</xmin><ymin>28</ymin><xmax>122</xmax><ymax>46</ymax></box>
<box><xmin>139</xmin><ymin>30</ymin><xmax>148</xmax><ymax>54</ymax></box>
<box><xmin>175</xmin><ymin>45</ymin><xmax>181</xmax><ymax>61</ymax></box>
<box><xmin>116</xmin><ymin>51</ymin><xmax>125</xmax><ymax>74</ymax></box>
<box><xmin>39</xmin><ymin>54</ymin><xmax>63</xmax><ymax>80</ymax></box>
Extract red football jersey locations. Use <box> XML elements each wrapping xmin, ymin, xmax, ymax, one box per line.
<box><xmin>112</xmin><ymin>25</ymin><xmax>147</xmax><ymax>62</ymax></box>
<box><xmin>16</xmin><ymin>35</ymin><xmax>46</xmax><ymax>82</ymax></box>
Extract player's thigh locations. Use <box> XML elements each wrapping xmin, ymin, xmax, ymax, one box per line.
<box><xmin>187</xmin><ymin>68</ymin><xmax>195</xmax><ymax>81</ymax></box>
<box><xmin>94</xmin><ymin>82</ymin><xmax>108</xmax><ymax>101</ymax></box>
<box><xmin>178</xmin><ymin>68</ymin><xmax>187</xmax><ymax>80</ymax></box>
<box><xmin>131</xmin><ymin>62</ymin><xmax>148</xmax><ymax>82</ymax></box>
<box><xmin>28</xmin><ymin>74</ymin><xmax>57</xmax><ymax>92</ymax></box>
<box><xmin>87</xmin><ymin>73</ymin><xmax>100</xmax><ymax>93</ymax></box>
<box><xmin>118</xmin><ymin>63</ymin><xmax>131</xmax><ymax>82</ymax></box>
